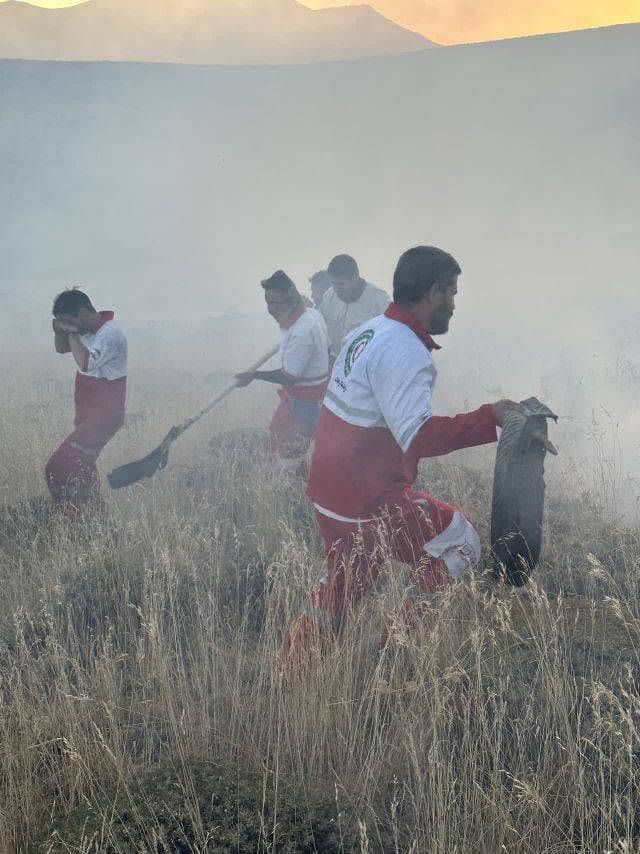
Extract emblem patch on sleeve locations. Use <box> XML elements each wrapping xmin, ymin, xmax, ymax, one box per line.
<box><xmin>344</xmin><ymin>329</ymin><xmax>374</xmax><ymax>376</ymax></box>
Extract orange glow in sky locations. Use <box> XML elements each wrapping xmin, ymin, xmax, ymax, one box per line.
<box><xmin>302</xmin><ymin>0</ymin><xmax>640</xmax><ymax>44</ymax></box>
<box><xmin>5</xmin><ymin>0</ymin><xmax>640</xmax><ymax>44</ymax></box>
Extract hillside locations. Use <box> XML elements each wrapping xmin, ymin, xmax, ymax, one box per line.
<box><xmin>1</xmin><ymin>24</ymin><xmax>639</xmax><ymax>475</ymax></box>
<box><xmin>0</xmin><ymin>0</ymin><xmax>432</xmax><ymax>63</ymax></box>
<box><xmin>1</xmin><ymin>22</ymin><xmax>640</xmax><ymax>852</ymax></box>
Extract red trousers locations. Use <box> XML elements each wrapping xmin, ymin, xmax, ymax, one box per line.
<box><xmin>268</xmin><ymin>388</ymin><xmax>321</xmax><ymax>460</ymax></box>
<box><xmin>279</xmin><ymin>489</ymin><xmax>481</xmax><ymax>666</ymax></box>
<box><xmin>46</xmin><ymin>417</ymin><xmax>122</xmax><ymax>506</ymax></box>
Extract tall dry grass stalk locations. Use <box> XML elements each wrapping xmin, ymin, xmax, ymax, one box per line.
<box><xmin>0</xmin><ymin>374</ymin><xmax>639</xmax><ymax>852</ymax></box>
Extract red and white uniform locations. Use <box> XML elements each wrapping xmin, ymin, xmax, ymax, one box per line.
<box><xmin>46</xmin><ymin>311</ymin><xmax>127</xmax><ymax>505</ymax></box>
<box><xmin>280</xmin><ymin>303</ymin><xmax>498</xmax><ymax>665</ymax></box>
<box><xmin>269</xmin><ymin>305</ymin><xmax>329</xmax><ymax>462</ymax></box>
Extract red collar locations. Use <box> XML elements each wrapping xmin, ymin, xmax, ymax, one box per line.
<box><xmin>384</xmin><ymin>303</ymin><xmax>441</xmax><ymax>351</ymax></box>
<box><xmin>280</xmin><ymin>303</ymin><xmax>305</xmax><ymax>330</ymax></box>
<box><xmin>94</xmin><ymin>310</ymin><xmax>115</xmax><ymax>332</ymax></box>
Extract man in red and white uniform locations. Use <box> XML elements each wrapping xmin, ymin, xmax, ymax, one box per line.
<box><xmin>280</xmin><ymin>246</ymin><xmax>522</xmax><ymax>665</ymax></box>
<box><xmin>46</xmin><ymin>289</ymin><xmax>127</xmax><ymax>508</ymax></box>
<box><xmin>236</xmin><ymin>270</ymin><xmax>329</xmax><ymax>477</ymax></box>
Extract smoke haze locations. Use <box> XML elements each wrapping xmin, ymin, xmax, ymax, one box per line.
<box><xmin>1</xmin><ymin>23</ymin><xmax>639</xmax><ymax>511</ymax></box>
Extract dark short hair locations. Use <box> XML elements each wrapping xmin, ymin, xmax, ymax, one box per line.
<box><xmin>261</xmin><ymin>271</ymin><xmax>303</xmax><ymax>310</ymax></box>
<box><xmin>328</xmin><ymin>254</ymin><xmax>359</xmax><ymax>279</ymax></box>
<box><xmin>393</xmin><ymin>247</ymin><xmax>461</xmax><ymax>305</ymax></box>
<box><xmin>261</xmin><ymin>270</ymin><xmax>297</xmax><ymax>293</ymax></box>
<box><xmin>52</xmin><ymin>289</ymin><xmax>94</xmax><ymax>316</ymax></box>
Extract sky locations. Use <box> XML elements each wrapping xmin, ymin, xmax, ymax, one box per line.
<box><xmin>5</xmin><ymin>0</ymin><xmax>640</xmax><ymax>45</ymax></box>
<box><xmin>302</xmin><ymin>0</ymin><xmax>640</xmax><ymax>44</ymax></box>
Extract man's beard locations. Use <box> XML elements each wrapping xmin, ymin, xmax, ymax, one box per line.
<box><xmin>335</xmin><ymin>279</ymin><xmax>365</xmax><ymax>304</ymax></box>
<box><xmin>338</xmin><ymin>292</ymin><xmax>358</xmax><ymax>304</ymax></box>
<box><xmin>430</xmin><ymin>309</ymin><xmax>452</xmax><ymax>335</ymax></box>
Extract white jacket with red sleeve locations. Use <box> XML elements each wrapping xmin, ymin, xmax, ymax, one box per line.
<box><xmin>307</xmin><ymin>303</ymin><xmax>498</xmax><ymax>521</ymax></box>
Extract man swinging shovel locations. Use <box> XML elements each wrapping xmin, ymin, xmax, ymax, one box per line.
<box><xmin>235</xmin><ymin>271</ymin><xmax>330</xmax><ymax>480</ymax></box>
<box><xmin>108</xmin><ymin>271</ymin><xmax>329</xmax><ymax>489</ymax></box>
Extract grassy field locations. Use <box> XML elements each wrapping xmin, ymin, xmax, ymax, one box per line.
<box><xmin>0</xmin><ymin>355</ymin><xmax>639</xmax><ymax>853</ymax></box>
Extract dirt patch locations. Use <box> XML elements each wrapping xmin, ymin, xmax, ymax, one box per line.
<box><xmin>38</xmin><ymin>759</ymin><xmax>361</xmax><ymax>853</ymax></box>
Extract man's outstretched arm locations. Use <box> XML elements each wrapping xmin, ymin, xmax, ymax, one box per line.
<box><xmin>409</xmin><ymin>400</ymin><xmax>524</xmax><ymax>460</ymax></box>
<box><xmin>235</xmin><ymin>369</ymin><xmax>296</xmax><ymax>387</ymax></box>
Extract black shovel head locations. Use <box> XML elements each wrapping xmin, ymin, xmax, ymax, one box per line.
<box><xmin>107</xmin><ymin>438</ymin><xmax>172</xmax><ymax>490</ymax></box>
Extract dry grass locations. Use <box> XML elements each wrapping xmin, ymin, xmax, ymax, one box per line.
<box><xmin>1</xmin><ymin>362</ymin><xmax>639</xmax><ymax>853</ymax></box>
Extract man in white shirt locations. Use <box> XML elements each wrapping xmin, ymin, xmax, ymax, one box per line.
<box><xmin>47</xmin><ymin>288</ymin><xmax>127</xmax><ymax>508</ymax></box>
<box><xmin>318</xmin><ymin>254</ymin><xmax>391</xmax><ymax>358</ymax></box>
<box><xmin>236</xmin><ymin>271</ymin><xmax>330</xmax><ymax>476</ymax></box>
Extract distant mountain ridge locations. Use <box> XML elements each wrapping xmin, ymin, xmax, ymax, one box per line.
<box><xmin>0</xmin><ymin>0</ymin><xmax>434</xmax><ymax>64</ymax></box>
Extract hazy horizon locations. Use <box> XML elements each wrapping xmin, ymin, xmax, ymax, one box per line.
<box><xmin>4</xmin><ymin>0</ymin><xmax>640</xmax><ymax>46</ymax></box>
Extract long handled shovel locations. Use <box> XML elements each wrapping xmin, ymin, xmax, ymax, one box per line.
<box><xmin>107</xmin><ymin>345</ymin><xmax>279</xmax><ymax>489</ymax></box>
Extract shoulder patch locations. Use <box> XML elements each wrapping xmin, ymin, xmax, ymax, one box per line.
<box><xmin>344</xmin><ymin>328</ymin><xmax>374</xmax><ymax>376</ymax></box>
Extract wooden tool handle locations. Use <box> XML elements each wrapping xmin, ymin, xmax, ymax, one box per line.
<box><xmin>177</xmin><ymin>345</ymin><xmax>279</xmax><ymax>434</ymax></box>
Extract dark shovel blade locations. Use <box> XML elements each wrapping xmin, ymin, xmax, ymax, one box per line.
<box><xmin>107</xmin><ymin>443</ymin><xmax>169</xmax><ymax>489</ymax></box>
